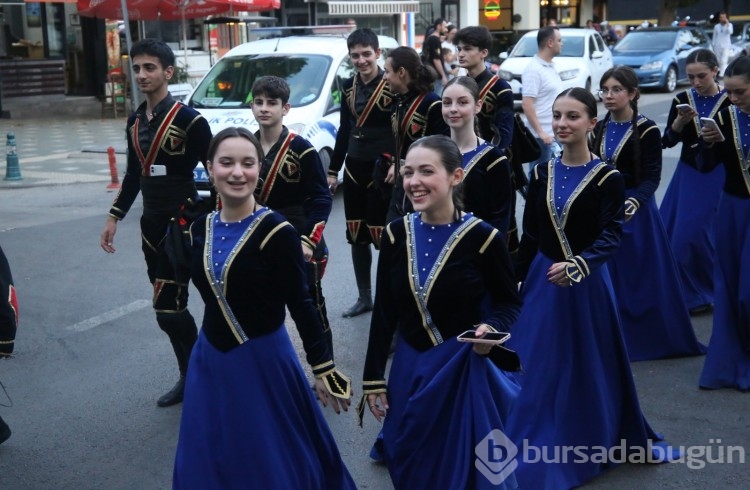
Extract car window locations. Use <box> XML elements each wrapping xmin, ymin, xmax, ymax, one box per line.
<box><xmin>560</xmin><ymin>37</ymin><xmax>585</xmax><ymax>57</ymax></box>
<box><xmin>690</xmin><ymin>28</ymin><xmax>707</xmax><ymax>45</ymax></box>
<box><xmin>509</xmin><ymin>37</ymin><xmax>537</xmax><ymax>57</ymax></box>
<box><xmin>329</xmin><ymin>58</ymin><xmax>354</xmax><ymax>112</ymax></box>
<box><xmin>188</xmin><ymin>54</ymin><xmax>332</xmax><ymax>108</ymax></box>
<box><xmin>588</xmin><ymin>36</ymin><xmax>597</xmax><ymax>57</ymax></box>
<box><xmin>615</xmin><ymin>31</ymin><xmax>677</xmax><ymax>51</ymax></box>
<box><xmin>594</xmin><ymin>33</ymin><xmax>606</xmax><ymax>52</ymax></box>
<box><xmin>676</xmin><ymin>29</ymin><xmax>693</xmax><ymax>49</ymax></box>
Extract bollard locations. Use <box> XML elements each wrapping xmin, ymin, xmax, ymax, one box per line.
<box><xmin>106</xmin><ymin>146</ymin><xmax>120</xmax><ymax>190</ymax></box>
<box><xmin>4</xmin><ymin>132</ymin><xmax>22</xmax><ymax>181</ymax></box>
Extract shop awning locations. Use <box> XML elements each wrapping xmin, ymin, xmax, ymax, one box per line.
<box><xmin>24</xmin><ymin>0</ymin><xmax>78</xmax><ymax>3</ymax></box>
<box><xmin>325</xmin><ymin>1</ymin><xmax>419</xmax><ymax>16</ymax></box>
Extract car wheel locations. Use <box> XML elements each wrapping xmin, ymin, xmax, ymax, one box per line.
<box><xmin>662</xmin><ymin>66</ymin><xmax>677</xmax><ymax>92</ymax></box>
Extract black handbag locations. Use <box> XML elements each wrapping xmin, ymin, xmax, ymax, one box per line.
<box><xmin>511</xmin><ymin>113</ymin><xmax>542</xmax><ymax>165</ymax></box>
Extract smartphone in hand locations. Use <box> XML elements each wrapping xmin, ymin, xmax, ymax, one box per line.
<box><xmin>457</xmin><ymin>330</ymin><xmax>511</xmax><ymax>345</ymax></box>
<box><xmin>676</xmin><ymin>103</ymin><xmax>692</xmax><ymax>112</ymax></box>
<box><xmin>700</xmin><ymin>117</ymin><xmax>725</xmax><ymax>141</ymax></box>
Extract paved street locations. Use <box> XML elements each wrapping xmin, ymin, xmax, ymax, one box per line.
<box><xmin>0</xmin><ymin>92</ymin><xmax>748</xmax><ymax>489</ymax></box>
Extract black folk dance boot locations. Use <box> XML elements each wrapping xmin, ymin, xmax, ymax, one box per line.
<box><xmin>156</xmin><ymin>311</ymin><xmax>197</xmax><ymax>407</ymax></box>
<box><xmin>342</xmin><ymin>244</ymin><xmax>374</xmax><ymax>318</ymax></box>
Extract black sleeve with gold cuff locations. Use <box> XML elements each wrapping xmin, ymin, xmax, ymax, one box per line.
<box><xmin>356</xmin><ymin>379</ymin><xmax>387</xmax><ymax>427</ymax></box>
<box><xmin>311</xmin><ymin>361</ymin><xmax>351</xmax><ymax>400</ymax></box>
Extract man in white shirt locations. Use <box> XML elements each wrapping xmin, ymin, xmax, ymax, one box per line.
<box><xmin>522</xmin><ymin>26</ymin><xmax>564</xmax><ymax>169</ymax></box>
<box><xmin>713</xmin><ymin>12</ymin><xmax>734</xmax><ymax>77</ymax></box>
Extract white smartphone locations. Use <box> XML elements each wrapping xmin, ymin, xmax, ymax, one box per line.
<box><xmin>700</xmin><ymin>117</ymin><xmax>725</xmax><ymax>141</ymax></box>
<box><xmin>457</xmin><ymin>330</ymin><xmax>511</xmax><ymax>345</ymax></box>
<box><xmin>150</xmin><ymin>164</ymin><xmax>167</xmax><ymax>176</ymax></box>
<box><xmin>676</xmin><ymin>103</ymin><xmax>692</xmax><ymax>112</ymax></box>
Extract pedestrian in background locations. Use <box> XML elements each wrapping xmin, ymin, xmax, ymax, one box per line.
<box><xmin>172</xmin><ymin>127</ymin><xmax>354</xmax><ymax>488</ymax></box>
<box><xmin>593</xmin><ymin>66</ymin><xmax>705</xmax><ymax>361</ymax></box>
<box><xmin>713</xmin><ymin>12</ymin><xmax>734</xmax><ymax>77</ymax></box>
<box><xmin>698</xmin><ymin>55</ymin><xmax>750</xmax><ymax>391</ymax></box>
<box><xmin>0</xmin><ymin>243</ymin><xmax>18</xmax><ymax>445</ymax></box>
<box><xmin>250</xmin><ymin>75</ymin><xmax>335</xmax><ymax>357</ymax></box>
<box><xmin>99</xmin><ymin>38</ymin><xmax>213</xmax><ymax>407</ymax></box>
<box><xmin>660</xmin><ymin>49</ymin><xmax>730</xmax><ymax>314</ymax></box>
<box><xmin>382</xmin><ymin>45</ymin><xmax>449</xmax><ymax>222</ymax></box>
<box><xmin>507</xmin><ymin>87</ymin><xmax>677</xmax><ymax>489</ymax></box>
<box><xmin>327</xmin><ymin>29</ymin><xmax>396</xmax><ymax>318</ymax></box>
<box><xmin>422</xmin><ymin>19</ymin><xmax>449</xmax><ymax>96</ymax></box>
<box><xmin>361</xmin><ymin>135</ymin><xmax>522</xmax><ymax>489</ymax></box>
<box><xmin>522</xmin><ymin>26</ymin><xmax>564</xmax><ymax>170</ymax></box>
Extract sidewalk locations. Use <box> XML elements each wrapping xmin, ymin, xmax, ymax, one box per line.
<box><xmin>0</xmin><ymin>118</ymin><xmax>128</xmax><ymax>188</ymax></box>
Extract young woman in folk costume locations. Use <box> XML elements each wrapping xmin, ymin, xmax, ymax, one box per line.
<box><xmin>591</xmin><ymin>65</ymin><xmax>704</xmax><ymax>361</ymax></box>
<box><xmin>661</xmin><ymin>48</ymin><xmax>731</xmax><ymax>314</ymax></box>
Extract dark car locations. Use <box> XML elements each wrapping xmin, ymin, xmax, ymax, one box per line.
<box><xmin>611</xmin><ymin>27</ymin><xmax>711</xmax><ymax>92</ymax></box>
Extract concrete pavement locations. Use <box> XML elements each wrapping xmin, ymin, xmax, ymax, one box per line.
<box><xmin>0</xmin><ymin>117</ymin><xmax>128</xmax><ymax>188</ymax></box>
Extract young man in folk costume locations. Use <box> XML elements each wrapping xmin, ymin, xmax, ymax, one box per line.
<box><xmin>327</xmin><ymin>28</ymin><xmax>396</xmax><ymax>318</ymax></box>
<box><xmin>251</xmin><ymin>75</ymin><xmax>335</xmax><ymax>357</ymax></box>
<box><xmin>99</xmin><ymin>39</ymin><xmax>213</xmax><ymax>407</ymax></box>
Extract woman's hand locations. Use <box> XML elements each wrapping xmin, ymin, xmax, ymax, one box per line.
<box><xmin>671</xmin><ymin>107</ymin><xmax>696</xmax><ymax>132</ymax></box>
<box><xmin>471</xmin><ymin>323</ymin><xmax>494</xmax><ymax>356</ymax></box>
<box><xmin>700</xmin><ymin>125</ymin><xmax>723</xmax><ymax>143</ymax></box>
<box><xmin>327</xmin><ymin>175</ymin><xmax>338</xmax><ymax>194</ymax></box>
<box><xmin>314</xmin><ymin>378</ymin><xmax>351</xmax><ymax>415</ymax></box>
<box><xmin>301</xmin><ymin>242</ymin><xmax>313</xmax><ymax>262</ymax></box>
<box><xmin>367</xmin><ymin>392</ymin><xmax>389</xmax><ymax>423</ymax></box>
<box><xmin>547</xmin><ymin>262</ymin><xmax>573</xmax><ymax>288</ymax></box>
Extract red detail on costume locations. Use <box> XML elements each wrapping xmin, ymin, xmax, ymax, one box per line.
<box><xmin>153</xmin><ymin>280</ymin><xmax>164</xmax><ymax>304</ymax></box>
<box><xmin>347</xmin><ymin>220</ymin><xmax>361</xmax><ymax>243</ymax></box>
<box><xmin>369</xmin><ymin>226</ymin><xmax>383</xmax><ymax>249</ymax></box>
<box><xmin>410</xmin><ymin>122</ymin><xmax>423</xmax><ymax>135</ymax></box>
<box><xmin>309</xmin><ymin>221</ymin><xmax>326</xmax><ymax>245</ymax></box>
<box><xmin>8</xmin><ymin>285</ymin><xmax>18</xmax><ymax>326</ymax></box>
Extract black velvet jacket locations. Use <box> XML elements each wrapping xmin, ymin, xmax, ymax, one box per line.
<box><xmin>592</xmin><ymin>115</ymin><xmax>661</xmax><ymax>206</ymax></box>
<box><xmin>110</xmin><ymin>96</ymin><xmax>212</xmax><ymax>220</ymax></box>
<box><xmin>515</xmin><ymin>160</ymin><xmax>625</xmax><ymax>282</ymax></box>
<box><xmin>363</xmin><ymin>215</ymin><xmax>521</xmax><ymax>389</ymax></box>
<box><xmin>662</xmin><ymin>89</ymin><xmax>730</xmax><ymax>169</ymax></box>
<box><xmin>391</xmin><ymin>89</ymin><xmax>449</xmax><ymax>160</ymax></box>
<box><xmin>188</xmin><ymin>210</ymin><xmax>332</xmax><ymax>369</ymax></box>
<box><xmin>700</xmin><ymin>106</ymin><xmax>750</xmax><ymax>199</ymax></box>
<box><xmin>474</xmin><ymin>68</ymin><xmax>514</xmax><ymax>150</ymax></box>
<box><xmin>329</xmin><ymin>69</ymin><xmax>396</xmax><ymax>173</ymax></box>
<box><xmin>463</xmin><ymin>144</ymin><xmax>513</xmax><ymax>236</ymax></box>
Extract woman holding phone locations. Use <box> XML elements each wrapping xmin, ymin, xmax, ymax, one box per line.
<box><xmin>591</xmin><ymin>66</ymin><xmax>704</xmax><ymax>361</ymax></box>
<box><xmin>661</xmin><ymin>49</ymin><xmax>730</xmax><ymax>314</ymax></box>
<box><xmin>360</xmin><ymin>135</ymin><xmax>522</xmax><ymax>489</ymax></box>
<box><xmin>507</xmin><ymin>87</ymin><xmax>676</xmax><ymax>489</ymax></box>
<box><xmin>697</xmin><ymin>55</ymin><xmax>750</xmax><ymax>391</ymax></box>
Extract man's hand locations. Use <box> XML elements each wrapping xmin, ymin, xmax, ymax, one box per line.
<box><xmin>539</xmin><ymin>131</ymin><xmax>555</xmax><ymax>146</ymax></box>
<box><xmin>327</xmin><ymin>175</ymin><xmax>338</xmax><ymax>194</ymax></box>
<box><xmin>100</xmin><ymin>216</ymin><xmax>118</xmax><ymax>253</ymax></box>
<box><xmin>301</xmin><ymin>242</ymin><xmax>314</xmax><ymax>262</ymax></box>
<box><xmin>384</xmin><ymin>164</ymin><xmax>396</xmax><ymax>185</ymax></box>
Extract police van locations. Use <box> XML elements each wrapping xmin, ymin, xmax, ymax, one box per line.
<box><xmin>184</xmin><ymin>27</ymin><xmax>399</xmax><ymax>194</ymax></box>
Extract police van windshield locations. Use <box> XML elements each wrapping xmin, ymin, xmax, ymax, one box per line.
<box><xmin>189</xmin><ymin>54</ymin><xmax>332</xmax><ymax>108</ymax></box>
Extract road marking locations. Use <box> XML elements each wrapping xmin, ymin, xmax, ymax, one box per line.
<box><xmin>65</xmin><ymin>299</ymin><xmax>151</xmax><ymax>332</ymax></box>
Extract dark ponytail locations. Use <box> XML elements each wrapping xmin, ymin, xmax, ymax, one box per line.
<box><xmin>389</xmin><ymin>46</ymin><xmax>435</xmax><ymax>94</ymax></box>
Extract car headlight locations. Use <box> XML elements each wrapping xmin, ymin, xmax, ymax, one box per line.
<box><xmin>558</xmin><ymin>69</ymin><xmax>580</xmax><ymax>81</ymax></box>
<box><xmin>497</xmin><ymin>69</ymin><xmax>514</xmax><ymax>81</ymax></box>
<box><xmin>640</xmin><ymin>60</ymin><xmax>663</xmax><ymax>71</ymax></box>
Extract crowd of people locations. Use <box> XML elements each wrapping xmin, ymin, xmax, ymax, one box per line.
<box><xmin>1</xmin><ymin>14</ymin><xmax>748</xmax><ymax>490</ymax></box>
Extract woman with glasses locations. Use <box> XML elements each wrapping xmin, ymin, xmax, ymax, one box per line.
<box><xmin>697</xmin><ymin>55</ymin><xmax>750</xmax><ymax>391</ymax></box>
<box><xmin>661</xmin><ymin>49</ymin><xmax>730</xmax><ymax>315</ymax></box>
<box><xmin>591</xmin><ymin>66</ymin><xmax>705</xmax><ymax>361</ymax></box>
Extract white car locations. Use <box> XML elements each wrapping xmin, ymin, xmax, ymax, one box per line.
<box><xmin>184</xmin><ymin>32</ymin><xmax>399</xmax><ymax>193</ymax></box>
<box><xmin>497</xmin><ymin>28</ymin><xmax>614</xmax><ymax>110</ymax></box>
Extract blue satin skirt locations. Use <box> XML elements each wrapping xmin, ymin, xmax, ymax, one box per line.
<box><xmin>506</xmin><ymin>254</ymin><xmax>673</xmax><ymax>490</ymax></box>
<box><xmin>660</xmin><ymin>161</ymin><xmax>724</xmax><ymax>309</ymax></box>
<box><xmin>380</xmin><ymin>336</ymin><xmax>520</xmax><ymax>490</ymax></box>
<box><xmin>609</xmin><ymin>194</ymin><xmax>705</xmax><ymax>361</ymax></box>
<box><xmin>173</xmin><ymin>327</ymin><xmax>356</xmax><ymax>490</ymax></box>
<box><xmin>699</xmin><ymin>193</ymin><xmax>750</xmax><ymax>391</ymax></box>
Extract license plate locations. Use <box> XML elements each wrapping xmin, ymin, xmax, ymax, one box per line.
<box><xmin>193</xmin><ymin>167</ymin><xmax>209</xmax><ymax>183</ymax></box>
